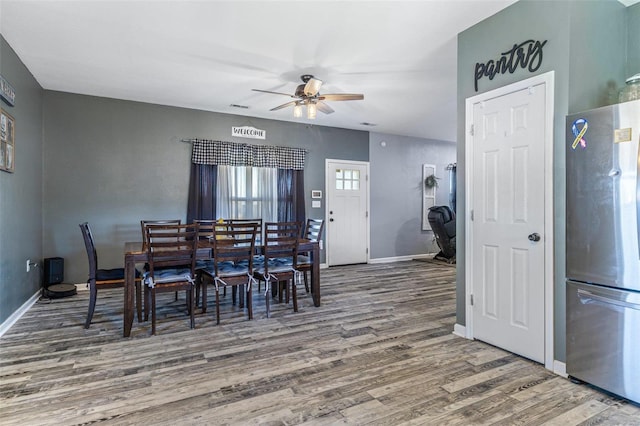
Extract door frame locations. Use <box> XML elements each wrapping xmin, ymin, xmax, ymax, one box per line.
<box><xmin>464</xmin><ymin>71</ymin><xmax>555</xmax><ymax>370</ymax></box>
<box><xmin>325</xmin><ymin>159</ymin><xmax>370</xmax><ymax>266</ymax></box>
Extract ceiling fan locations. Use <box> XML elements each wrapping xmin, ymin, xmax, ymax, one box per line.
<box><xmin>252</xmin><ymin>74</ymin><xmax>364</xmax><ymax>118</ymax></box>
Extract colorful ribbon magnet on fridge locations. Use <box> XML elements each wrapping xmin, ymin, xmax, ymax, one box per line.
<box><xmin>571</xmin><ymin>118</ymin><xmax>588</xmax><ymax>149</ymax></box>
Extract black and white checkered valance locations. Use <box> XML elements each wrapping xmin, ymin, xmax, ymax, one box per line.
<box><xmin>189</xmin><ymin>139</ymin><xmax>306</xmax><ymax>170</ymax></box>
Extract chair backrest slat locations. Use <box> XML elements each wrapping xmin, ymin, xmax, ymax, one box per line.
<box><xmin>145</xmin><ymin>223</ymin><xmax>199</xmax><ymax>274</ymax></box>
<box><xmin>212</xmin><ymin>222</ymin><xmax>257</xmax><ymax>276</ymax></box>
<box><xmin>141</xmin><ymin>219</ymin><xmax>181</xmax><ymax>250</ymax></box>
<box><xmin>304</xmin><ymin>218</ymin><xmax>325</xmax><ymax>242</ymax></box>
<box><xmin>194</xmin><ymin>219</ymin><xmax>217</xmax><ymax>241</ymax></box>
<box><xmin>229</xmin><ymin>218</ymin><xmax>263</xmax><ymax>246</ymax></box>
<box><xmin>263</xmin><ymin>221</ymin><xmax>300</xmax><ymax>262</ymax></box>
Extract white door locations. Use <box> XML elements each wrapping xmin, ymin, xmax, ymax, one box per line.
<box><xmin>471</xmin><ymin>84</ymin><xmax>546</xmax><ymax>363</ymax></box>
<box><xmin>326</xmin><ymin>160</ymin><xmax>369</xmax><ymax>266</ymax></box>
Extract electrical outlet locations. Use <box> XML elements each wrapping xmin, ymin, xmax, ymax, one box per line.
<box><xmin>26</xmin><ymin>259</ymin><xmax>30</xmax><ymax>272</ymax></box>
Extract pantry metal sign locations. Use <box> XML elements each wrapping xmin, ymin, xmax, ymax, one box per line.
<box><xmin>474</xmin><ymin>39</ymin><xmax>547</xmax><ymax>92</ymax></box>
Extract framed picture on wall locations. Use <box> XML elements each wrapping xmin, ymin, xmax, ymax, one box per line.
<box><xmin>0</xmin><ymin>108</ymin><xmax>15</xmax><ymax>173</ymax></box>
<box><xmin>422</xmin><ymin>164</ymin><xmax>437</xmax><ymax>230</ymax></box>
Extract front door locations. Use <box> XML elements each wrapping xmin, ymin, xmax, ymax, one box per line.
<box><xmin>471</xmin><ymin>83</ymin><xmax>546</xmax><ymax>363</ymax></box>
<box><xmin>326</xmin><ymin>160</ymin><xmax>369</xmax><ymax>266</ymax></box>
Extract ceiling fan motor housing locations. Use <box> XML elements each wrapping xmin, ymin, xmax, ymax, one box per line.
<box><xmin>300</xmin><ymin>74</ymin><xmax>314</xmax><ymax>83</ymax></box>
<box><xmin>295</xmin><ymin>84</ymin><xmax>309</xmax><ymax>98</ymax></box>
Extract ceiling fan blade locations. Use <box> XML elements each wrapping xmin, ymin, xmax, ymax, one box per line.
<box><xmin>316</xmin><ymin>101</ymin><xmax>334</xmax><ymax>114</ymax></box>
<box><xmin>304</xmin><ymin>78</ymin><xmax>323</xmax><ymax>96</ymax></box>
<box><xmin>270</xmin><ymin>100</ymin><xmax>299</xmax><ymax>111</ymax></box>
<box><xmin>319</xmin><ymin>93</ymin><xmax>364</xmax><ymax>101</ymax></box>
<box><xmin>252</xmin><ymin>88</ymin><xmax>296</xmax><ymax>98</ymax></box>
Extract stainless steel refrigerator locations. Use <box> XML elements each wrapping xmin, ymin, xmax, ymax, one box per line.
<box><xmin>566</xmin><ymin>99</ymin><xmax>640</xmax><ymax>404</ymax></box>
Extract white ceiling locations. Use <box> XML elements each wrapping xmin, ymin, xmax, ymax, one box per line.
<box><xmin>4</xmin><ymin>0</ymin><xmax>633</xmax><ymax>142</ymax></box>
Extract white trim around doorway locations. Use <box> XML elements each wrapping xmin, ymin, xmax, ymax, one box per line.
<box><xmin>464</xmin><ymin>71</ymin><xmax>555</xmax><ymax>371</ymax></box>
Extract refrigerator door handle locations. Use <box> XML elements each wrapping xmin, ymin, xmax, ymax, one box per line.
<box><xmin>637</xmin><ymin>138</ymin><xmax>640</xmax><ymax>259</ymax></box>
<box><xmin>577</xmin><ymin>288</ymin><xmax>640</xmax><ymax>311</ymax></box>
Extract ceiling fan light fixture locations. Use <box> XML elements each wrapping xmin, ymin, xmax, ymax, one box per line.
<box><xmin>307</xmin><ymin>102</ymin><xmax>317</xmax><ymax>119</ymax></box>
<box><xmin>304</xmin><ymin>77</ymin><xmax>323</xmax><ymax>97</ymax></box>
<box><xmin>293</xmin><ymin>103</ymin><xmax>302</xmax><ymax>118</ymax></box>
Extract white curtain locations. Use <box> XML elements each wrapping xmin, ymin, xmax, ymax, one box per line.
<box><xmin>216</xmin><ymin>165</ymin><xmax>277</xmax><ymax>221</ymax></box>
<box><xmin>216</xmin><ymin>165</ymin><xmax>233</xmax><ymax>219</ymax></box>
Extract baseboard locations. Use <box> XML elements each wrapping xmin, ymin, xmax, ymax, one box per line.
<box><xmin>0</xmin><ymin>289</ymin><xmax>41</xmax><ymax>338</ymax></box>
<box><xmin>553</xmin><ymin>360</ymin><xmax>567</xmax><ymax>378</ymax></box>
<box><xmin>453</xmin><ymin>323</ymin><xmax>467</xmax><ymax>338</ymax></box>
<box><xmin>369</xmin><ymin>253</ymin><xmax>435</xmax><ymax>264</ymax></box>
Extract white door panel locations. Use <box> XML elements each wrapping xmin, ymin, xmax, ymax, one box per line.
<box><xmin>472</xmin><ymin>84</ymin><xmax>545</xmax><ymax>363</ymax></box>
<box><xmin>327</xmin><ymin>160</ymin><xmax>369</xmax><ymax>266</ymax></box>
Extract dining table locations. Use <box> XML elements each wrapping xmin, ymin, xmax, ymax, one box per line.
<box><xmin>122</xmin><ymin>239</ymin><xmax>320</xmax><ymax>337</ymax></box>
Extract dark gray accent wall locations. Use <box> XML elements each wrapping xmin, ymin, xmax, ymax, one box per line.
<box><xmin>0</xmin><ymin>36</ymin><xmax>44</xmax><ymax>323</ymax></box>
<box><xmin>369</xmin><ymin>132</ymin><xmax>456</xmax><ymax>259</ymax></box>
<box><xmin>42</xmin><ymin>91</ymin><xmax>368</xmax><ymax>284</ymax></box>
<box><xmin>457</xmin><ymin>0</ymin><xmax>629</xmax><ymax>362</ymax></box>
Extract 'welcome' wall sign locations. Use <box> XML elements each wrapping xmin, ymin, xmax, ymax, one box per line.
<box><xmin>232</xmin><ymin>126</ymin><xmax>266</xmax><ymax>140</ymax></box>
<box><xmin>474</xmin><ymin>39</ymin><xmax>547</xmax><ymax>92</ymax></box>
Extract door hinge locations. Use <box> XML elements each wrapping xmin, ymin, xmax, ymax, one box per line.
<box><xmin>471</xmin><ymin>209</ymin><xmax>474</xmax><ymax>221</ymax></box>
<box><xmin>366</xmin><ymin>211</ymin><xmax>369</xmax><ymax>218</ymax></box>
<box><xmin>470</xmin><ymin>294</ymin><xmax>474</xmax><ymax>306</ymax></box>
<box><xmin>469</xmin><ymin>124</ymin><xmax>474</xmax><ymax>136</ymax></box>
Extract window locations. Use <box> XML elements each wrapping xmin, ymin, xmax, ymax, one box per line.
<box><xmin>217</xmin><ymin>165</ymin><xmax>277</xmax><ymax>221</ymax></box>
<box><xmin>186</xmin><ymin>140</ymin><xmax>306</xmax><ymax>225</ymax></box>
<box><xmin>335</xmin><ymin>168</ymin><xmax>360</xmax><ymax>191</ymax></box>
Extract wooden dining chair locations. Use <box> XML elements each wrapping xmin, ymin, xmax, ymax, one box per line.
<box><xmin>253</xmin><ymin>221</ymin><xmax>301</xmax><ymax>318</ymax></box>
<box><xmin>141</xmin><ymin>219</ymin><xmax>182</xmax><ymax>303</ymax></box>
<box><xmin>199</xmin><ymin>222</ymin><xmax>258</xmax><ymax>324</ymax></box>
<box><xmin>193</xmin><ymin>219</ymin><xmax>226</xmax><ymax>310</ymax></box>
<box><xmin>298</xmin><ymin>218</ymin><xmax>325</xmax><ymax>293</ymax></box>
<box><xmin>79</xmin><ymin>222</ymin><xmax>141</xmax><ymax>328</ymax></box>
<box><xmin>144</xmin><ymin>223</ymin><xmax>199</xmax><ymax>335</ymax></box>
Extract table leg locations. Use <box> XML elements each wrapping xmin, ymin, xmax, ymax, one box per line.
<box><xmin>311</xmin><ymin>243</ymin><xmax>320</xmax><ymax>307</ymax></box>
<box><xmin>124</xmin><ymin>254</ymin><xmax>135</xmax><ymax>337</ymax></box>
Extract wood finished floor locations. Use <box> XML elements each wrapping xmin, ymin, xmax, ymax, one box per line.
<box><xmin>1</xmin><ymin>260</ymin><xmax>639</xmax><ymax>425</ymax></box>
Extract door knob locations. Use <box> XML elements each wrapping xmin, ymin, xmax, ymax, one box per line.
<box><xmin>528</xmin><ymin>233</ymin><xmax>541</xmax><ymax>242</ymax></box>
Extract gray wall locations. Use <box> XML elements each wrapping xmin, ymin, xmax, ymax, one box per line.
<box><xmin>43</xmin><ymin>91</ymin><xmax>369</xmax><ymax>284</ymax></box>
<box><xmin>567</xmin><ymin>0</ymin><xmax>627</xmax><ymax>110</ymax></box>
<box><xmin>369</xmin><ymin>132</ymin><xmax>456</xmax><ymax>259</ymax></box>
<box><xmin>628</xmin><ymin>3</ymin><xmax>640</xmax><ymax>78</ymax></box>
<box><xmin>0</xmin><ymin>36</ymin><xmax>44</xmax><ymax>323</ymax></box>
<box><xmin>457</xmin><ymin>0</ymin><xmax>629</xmax><ymax>362</ymax></box>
